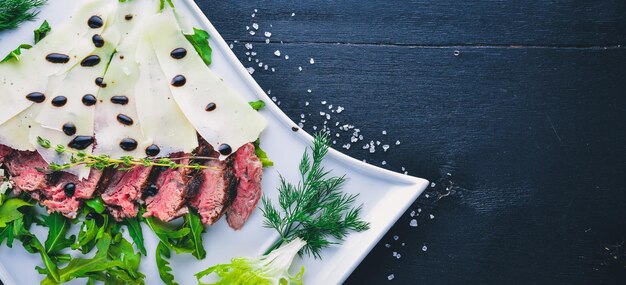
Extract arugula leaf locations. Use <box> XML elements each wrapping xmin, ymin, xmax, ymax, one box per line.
<box><xmin>254</xmin><ymin>139</ymin><xmax>274</xmax><ymax>168</ymax></box>
<box><xmin>124</xmin><ymin>217</ymin><xmax>147</xmax><ymax>256</ymax></box>
<box><xmin>14</xmin><ymin>217</ymin><xmax>60</xmax><ymax>283</ymax></box>
<box><xmin>43</xmin><ymin>212</ymin><xmax>76</xmax><ymax>256</ymax></box>
<box><xmin>1</xmin><ymin>44</ymin><xmax>32</xmax><ymax>63</ymax></box>
<box><xmin>108</xmin><ymin>237</ymin><xmax>144</xmax><ymax>282</ymax></box>
<box><xmin>183</xmin><ymin>210</ymin><xmax>206</xmax><ymax>260</ymax></box>
<box><xmin>73</xmin><ymin>217</ymin><xmax>98</xmax><ymax>253</ymax></box>
<box><xmin>184</xmin><ymin>28</ymin><xmax>212</xmax><ymax>65</ymax></box>
<box><xmin>158</xmin><ymin>0</ymin><xmax>174</xmax><ymax>11</ymax></box>
<box><xmin>0</xmin><ymin>223</ymin><xmax>15</xmax><ymax>247</ymax></box>
<box><xmin>143</xmin><ymin>215</ymin><xmax>192</xmax><ymax>254</ymax></box>
<box><xmin>85</xmin><ymin>197</ymin><xmax>106</xmax><ymax>214</ymax></box>
<box><xmin>33</xmin><ymin>20</ymin><xmax>50</xmax><ymax>43</ymax></box>
<box><xmin>249</xmin><ymin>100</ymin><xmax>266</xmax><ymax>111</ymax></box>
<box><xmin>156</xmin><ymin>242</ymin><xmax>178</xmax><ymax>285</ymax></box>
<box><xmin>0</xmin><ymin>198</ymin><xmax>33</xmax><ymax>227</ymax></box>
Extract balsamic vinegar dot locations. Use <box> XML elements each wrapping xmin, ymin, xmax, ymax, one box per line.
<box><xmin>95</xmin><ymin>77</ymin><xmax>106</xmax><ymax>87</ymax></box>
<box><xmin>116</xmin><ymin>114</ymin><xmax>133</xmax><ymax>126</ymax></box>
<box><xmin>205</xmin><ymin>102</ymin><xmax>217</xmax><ymax>112</ymax></box>
<box><xmin>82</xmin><ymin>94</ymin><xmax>97</xmax><ymax>106</ymax></box>
<box><xmin>217</xmin><ymin>144</ymin><xmax>232</xmax><ymax>155</ymax></box>
<box><xmin>292</xmin><ymin>127</ymin><xmax>299</xmax><ymax>132</ymax></box>
<box><xmin>144</xmin><ymin>184</ymin><xmax>158</xmax><ymax>197</ymax></box>
<box><xmin>125</xmin><ymin>14</ymin><xmax>133</xmax><ymax>20</ymax></box>
<box><xmin>170</xmin><ymin>48</ymin><xmax>187</xmax><ymax>59</ymax></box>
<box><xmin>63</xmin><ymin>183</ymin><xmax>76</xmax><ymax>197</ymax></box>
<box><xmin>25</xmin><ymin>92</ymin><xmax>45</xmax><ymax>103</ymax></box>
<box><xmin>68</xmin><ymin>136</ymin><xmax>94</xmax><ymax>150</ymax></box>
<box><xmin>92</xmin><ymin>34</ymin><xmax>104</xmax><ymax>48</ymax></box>
<box><xmin>46</xmin><ymin>53</ymin><xmax>70</xmax><ymax>64</ymax></box>
<box><xmin>51</xmin><ymin>96</ymin><xmax>68</xmax><ymax>107</ymax></box>
<box><xmin>145</xmin><ymin>144</ymin><xmax>161</xmax><ymax>157</ymax></box>
<box><xmin>88</xmin><ymin>15</ymin><xmax>103</xmax><ymax>28</ymax></box>
<box><xmin>81</xmin><ymin>55</ymin><xmax>101</xmax><ymax>67</ymax></box>
<box><xmin>171</xmin><ymin>75</ymin><xmax>186</xmax><ymax>87</ymax></box>
<box><xmin>111</xmin><ymin>95</ymin><xmax>129</xmax><ymax>105</ymax></box>
<box><xmin>119</xmin><ymin>138</ymin><xmax>138</xmax><ymax>151</ymax></box>
<box><xmin>62</xmin><ymin>123</ymin><xmax>77</xmax><ymax>136</ymax></box>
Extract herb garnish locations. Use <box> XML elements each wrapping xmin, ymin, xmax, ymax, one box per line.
<box><xmin>0</xmin><ymin>0</ymin><xmax>47</xmax><ymax>32</ymax></box>
<box><xmin>261</xmin><ymin>133</ymin><xmax>370</xmax><ymax>257</ymax></box>
<box><xmin>185</xmin><ymin>27</ymin><xmax>212</xmax><ymax>65</ymax></box>
<box><xmin>1</xmin><ymin>20</ymin><xmax>51</xmax><ymax>63</ymax></box>
<box><xmin>37</xmin><ymin>136</ymin><xmax>210</xmax><ymax>172</ymax></box>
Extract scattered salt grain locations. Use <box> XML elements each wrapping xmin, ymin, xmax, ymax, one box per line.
<box><xmin>254</xmin><ymin>9</ymin><xmax>258</xmax><ymax>12</ymax></box>
<box><xmin>401</xmin><ymin>167</ymin><xmax>406</xmax><ymax>171</ymax></box>
<box><xmin>312</xmin><ymin>126</ymin><xmax>317</xmax><ymax>130</ymax></box>
<box><xmin>229</xmin><ymin>43</ymin><xmax>233</xmax><ymax>49</ymax></box>
<box><xmin>271</xmin><ymin>96</ymin><xmax>277</xmax><ymax>102</ymax></box>
<box><xmin>382</xmin><ymin>130</ymin><xmax>387</xmax><ymax>135</ymax></box>
<box><xmin>298</xmin><ymin>122</ymin><xmax>304</xmax><ymax>128</ymax></box>
<box><xmin>382</xmin><ymin>145</ymin><xmax>390</xmax><ymax>152</ymax></box>
<box><xmin>393</xmin><ymin>235</ymin><xmax>399</xmax><ymax>241</ymax></box>
<box><xmin>249</xmin><ymin>31</ymin><xmax>256</xmax><ymax>35</ymax></box>
<box><xmin>246</xmin><ymin>26</ymin><xmax>249</xmax><ymax>30</ymax></box>
<box><xmin>255</xmin><ymin>59</ymin><xmax>259</xmax><ymax>63</ymax></box>
<box><xmin>392</xmin><ymin>251</ymin><xmax>397</xmax><ymax>257</ymax></box>
<box><xmin>409</xmin><ymin>219</ymin><xmax>417</xmax><ymax>227</ymax></box>
<box><xmin>321</xmin><ymin>101</ymin><xmax>327</xmax><ymax>105</ymax></box>
<box><xmin>258</xmin><ymin>62</ymin><xmax>263</xmax><ymax>67</ymax></box>
<box><xmin>342</xmin><ymin>144</ymin><xmax>351</xmax><ymax>150</ymax></box>
<box><xmin>453</xmin><ymin>50</ymin><xmax>460</xmax><ymax>56</ymax></box>
<box><xmin>385</xmin><ymin>243</ymin><xmax>391</xmax><ymax>248</ymax></box>
<box><xmin>422</xmin><ymin>245</ymin><xmax>428</xmax><ymax>252</ymax></box>
<box><xmin>430</xmin><ymin>182</ymin><xmax>436</xmax><ymax>187</ymax></box>
<box><xmin>298</xmin><ymin>66</ymin><xmax>302</xmax><ymax>71</ymax></box>
<box><xmin>265</xmin><ymin>39</ymin><xmax>270</xmax><ymax>44</ymax></box>
<box><xmin>251</xmin><ymin>13</ymin><xmax>255</xmax><ymax>18</ymax></box>
<box><xmin>264</xmin><ymin>65</ymin><xmax>268</xmax><ymax>70</ymax></box>
<box><xmin>382</xmin><ymin>161</ymin><xmax>387</xmax><ymax>165</ymax></box>
<box><xmin>430</xmin><ymin>214</ymin><xmax>435</xmax><ymax>219</ymax></box>
<box><xmin>246</xmin><ymin>67</ymin><xmax>255</xmax><ymax>74</ymax></box>
<box><xmin>336</xmin><ymin>106</ymin><xmax>344</xmax><ymax>113</ymax></box>
<box><xmin>410</xmin><ymin>210</ymin><xmax>416</xmax><ymax>217</ymax></box>
<box><xmin>271</xmin><ymin>68</ymin><xmax>276</xmax><ymax>72</ymax></box>
<box><xmin>396</xmin><ymin>140</ymin><xmax>401</xmax><ymax>145</ymax></box>
<box><xmin>305</xmin><ymin>101</ymin><xmax>310</xmax><ymax>106</ymax></box>
<box><xmin>388</xmin><ymin>274</ymin><xmax>395</xmax><ymax>281</ymax></box>
<box><xmin>252</xmin><ymin>23</ymin><xmax>259</xmax><ymax>30</ymax></box>
<box><xmin>402</xmin><ymin>243</ymin><xmax>405</xmax><ymax>246</ymax></box>
<box><xmin>245</xmin><ymin>43</ymin><xmax>253</xmax><ymax>50</ymax></box>
<box><xmin>291</xmin><ymin>12</ymin><xmax>295</xmax><ymax>17</ymax></box>
<box><xmin>310</xmin><ymin>58</ymin><xmax>315</xmax><ymax>64</ymax></box>
<box><xmin>285</xmin><ymin>55</ymin><xmax>290</xmax><ymax>60</ymax></box>
<box><xmin>307</xmin><ymin>89</ymin><xmax>312</xmax><ymax>93</ymax></box>
<box><xmin>319</xmin><ymin>112</ymin><xmax>325</xmax><ymax>116</ymax></box>
<box><xmin>417</xmin><ymin>208</ymin><xmax>422</xmax><ymax>213</ymax></box>
<box><xmin>274</xmin><ymin>50</ymin><xmax>281</xmax><ymax>57</ymax></box>
<box><xmin>396</xmin><ymin>253</ymin><xmax>401</xmax><ymax>259</ymax></box>
<box><xmin>264</xmin><ymin>31</ymin><xmax>272</xmax><ymax>37</ymax></box>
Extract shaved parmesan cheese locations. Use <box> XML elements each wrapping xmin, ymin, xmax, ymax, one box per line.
<box><xmin>133</xmin><ymin>24</ymin><xmax>198</xmax><ymax>156</ymax></box>
<box><xmin>0</xmin><ymin>105</ymin><xmax>43</xmax><ymax>151</ymax></box>
<box><xmin>148</xmin><ymin>8</ymin><xmax>266</xmax><ymax>158</ymax></box>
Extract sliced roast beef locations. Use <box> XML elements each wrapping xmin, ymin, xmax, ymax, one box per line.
<box><xmin>0</xmin><ymin>144</ymin><xmax>13</xmax><ymax>163</ymax></box>
<box><xmin>101</xmin><ymin>166</ymin><xmax>152</xmax><ymax>221</ymax></box>
<box><xmin>4</xmin><ymin>150</ymin><xmax>49</xmax><ymax>197</ymax></box>
<box><xmin>143</xmin><ymin>153</ymin><xmax>190</xmax><ymax>222</ymax></box>
<box><xmin>226</xmin><ymin>143</ymin><xmax>263</xmax><ymax>230</ymax></box>
<box><xmin>40</xmin><ymin>182</ymin><xmax>81</xmax><ymax>219</ymax></box>
<box><xmin>188</xmin><ymin>159</ymin><xmax>238</xmax><ymax>225</ymax></box>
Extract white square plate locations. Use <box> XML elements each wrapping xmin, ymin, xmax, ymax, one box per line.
<box><xmin>0</xmin><ymin>1</ymin><xmax>428</xmax><ymax>284</ymax></box>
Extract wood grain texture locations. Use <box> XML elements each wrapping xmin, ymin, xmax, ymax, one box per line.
<box><xmin>199</xmin><ymin>0</ymin><xmax>626</xmax><ymax>46</ymax></box>
<box><xmin>196</xmin><ymin>0</ymin><xmax>626</xmax><ymax>283</ymax></box>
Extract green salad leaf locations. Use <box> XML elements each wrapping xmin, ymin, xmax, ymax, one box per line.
<box><xmin>156</xmin><ymin>242</ymin><xmax>178</xmax><ymax>285</ymax></box>
<box><xmin>33</xmin><ymin>20</ymin><xmax>50</xmax><ymax>43</ymax></box>
<box><xmin>125</xmin><ymin>217</ymin><xmax>147</xmax><ymax>256</ymax></box>
<box><xmin>0</xmin><ymin>198</ymin><xmax>32</xmax><ymax>227</ymax></box>
<box><xmin>184</xmin><ymin>210</ymin><xmax>206</xmax><ymax>260</ymax></box>
<box><xmin>249</xmin><ymin>100</ymin><xmax>266</xmax><ymax>111</ymax></box>
<box><xmin>43</xmin><ymin>212</ymin><xmax>76</xmax><ymax>258</ymax></box>
<box><xmin>185</xmin><ymin>27</ymin><xmax>212</xmax><ymax>65</ymax></box>
<box><xmin>254</xmin><ymin>139</ymin><xmax>274</xmax><ymax>168</ymax></box>
<box><xmin>1</xmin><ymin>44</ymin><xmax>32</xmax><ymax>63</ymax></box>
<box><xmin>85</xmin><ymin>197</ymin><xmax>106</xmax><ymax>214</ymax></box>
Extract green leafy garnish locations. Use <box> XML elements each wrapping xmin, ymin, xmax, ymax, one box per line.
<box><xmin>43</xmin><ymin>212</ymin><xmax>76</xmax><ymax>260</ymax></box>
<box><xmin>84</xmin><ymin>197</ymin><xmax>106</xmax><ymax>214</ymax></box>
<box><xmin>262</xmin><ymin>133</ymin><xmax>369</xmax><ymax>257</ymax></box>
<box><xmin>1</xmin><ymin>43</ymin><xmax>32</xmax><ymax>63</ymax></box>
<box><xmin>0</xmin><ymin>198</ymin><xmax>32</xmax><ymax>227</ymax></box>
<box><xmin>254</xmin><ymin>139</ymin><xmax>274</xmax><ymax>168</ymax></box>
<box><xmin>33</xmin><ymin>20</ymin><xmax>50</xmax><ymax>43</ymax></box>
<box><xmin>195</xmin><ymin>238</ymin><xmax>306</xmax><ymax>285</ymax></box>
<box><xmin>156</xmin><ymin>242</ymin><xmax>178</xmax><ymax>285</ymax></box>
<box><xmin>185</xmin><ymin>27</ymin><xmax>212</xmax><ymax>65</ymax></box>
<box><xmin>125</xmin><ymin>217</ymin><xmax>147</xmax><ymax>256</ymax></box>
<box><xmin>184</xmin><ymin>210</ymin><xmax>206</xmax><ymax>260</ymax></box>
<box><xmin>249</xmin><ymin>100</ymin><xmax>266</xmax><ymax>111</ymax></box>
<box><xmin>14</xmin><ymin>217</ymin><xmax>60</xmax><ymax>282</ymax></box>
<box><xmin>0</xmin><ymin>0</ymin><xmax>47</xmax><ymax>31</ymax></box>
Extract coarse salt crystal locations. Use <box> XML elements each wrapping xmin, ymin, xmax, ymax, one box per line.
<box><xmin>392</xmin><ymin>251</ymin><xmax>397</xmax><ymax>257</ymax></box>
<box><xmin>363</xmin><ymin>144</ymin><xmax>369</xmax><ymax>149</ymax></box>
<box><xmin>246</xmin><ymin>26</ymin><xmax>249</xmax><ymax>30</ymax></box>
<box><xmin>251</xmin><ymin>13</ymin><xmax>255</xmax><ymax>17</ymax></box>
<box><xmin>255</xmin><ymin>59</ymin><xmax>259</xmax><ymax>63</ymax></box>
<box><xmin>271</xmin><ymin>68</ymin><xmax>276</xmax><ymax>72</ymax></box>
<box><xmin>326</xmin><ymin>114</ymin><xmax>331</xmax><ymax>120</ymax></box>
<box><xmin>291</xmin><ymin>12</ymin><xmax>295</xmax><ymax>16</ymax></box>
<box><xmin>382</xmin><ymin>145</ymin><xmax>390</xmax><ymax>152</ymax></box>
<box><xmin>300</xmin><ymin>113</ymin><xmax>305</xmax><ymax>119</ymax></box>
<box><xmin>430</xmin><ymin>182</ymin><xmax>436</xmax><ymax>187</ymax></box>
<box><xmin>310</xmin><ymin>58</ymin><xmax>315</xmax><ymax>64</ymax></box>
<box><xmin>229</xmin><ymin>43</ymin><xmax>234</xmax><ymax>49</ymax></box>
<box><xmin>245</xmin><ymin>43</ymin><xmax>253</xmax><ymax>50</ymax></box>
<box><xmin>298</xmin><ymin>66</ymin><xmax>302</xmax><ymax>71</ymax></box>
<box><xmin>376</xmin><ymin>141</ymin><xmax>381</xmax><ymax>146</ymax></box>
<box><xmin>382</xmin><ymin>161</ymin><xmax>387</xmax><ymax>165</ymax></box>
<box><xmin>409</xmin><ymin>219</ymin><xmax>417</xmax><ymax>227</ymax></box>
<box><xmin>430</xmin><ymin>214</ymin><xmax>435</xmax><ymax>219</ymax></box>
<box><xmin>422</xmin><ymin>245</ymin><xmax>428</xmax><ymax>251</ymax></box>
<box><xmin>305</xmin><ymin>101</ymin><xmax>310</xmax><ymax>106</ymax></box>
<box><xmin>393</xmin><ymin>235</ymin><xmax>399</xmax><ymax>240</ymax></box>
<box><xmin>396</xmin><ymin>140</ymin><xmax>401</xmax><ymax>145</ymax></box>
<box><xmin>417</xmin><ymin>208</ymin><xmax>422</xmax><ymax>213</ymax></box>
<box><xmin>264</xmin><ymin>31</ymin><xmax>272</xmax><ymax>37</ymax></box>
<box><xmin>319</xmin><ymin>112</ymin><xmax>325</xmax><ymax>116</ymax></box>
<box><xmin>410</xmin><ymin>210</ymin><xmax>416</xmax><ymax>217</ymax></box>
<box><xmin>396</xmin><ymin>254</ymin><xmax>401</xmax><ymax>259</ymax></box>
<box><xmin>265</xmin><ymin>39</ymin><xmax>270</xmax><ymax>44</ymax></box>
<box><xmin>307</xmin><ymin>89</ymin><xmax>312</xmax><ymax>93</ymax></box>
<box><xmin>402</xmin><ymin>167</ymin><xmax>406</xmax><ymax>171</ymax></box>
<box><xmin>264</xmin><ymin>65</ymin><xmax>268</xmax><ymax>70</ymax></box>
<box><xmin>385</xmin><ymin>243</ymin><xmax>391</xmax><ymax>248</ymax></box>
<box><xmin>321</xmin><ymin>101</ymin><xmax>327</xmax><ymax>105</ymax></box>
<box><xmin>312</xmin><ymin>126</ymin><xmax>317</xmax><ymax>130</ymax></box>
<box><xmin>249</xmin><ymin>31</ymin><xmax>256</xmax><ymax>35</ymax></box>
<box><xmin>271</xmin><ymin>96</ymin><xmax>277</xmax><ymax>102</ymax></box>
<box><xmin>337</xmin><ymin>106</ymin><xmax>344</xmax><ymax>113</ymax></box>
<box><xmin>251</xmin><ymin>52</ymin><xmax>257</xmax><ymax>56</ymax></box>
<box><xmin>254</xmin><ymin>9</ymin><xmax>258</xmax><ymax>12</ymax></box>
<box><xmin>342</xmin><ymin>144</ymin><xmax>351</xmax><ymax>150</ymax></box>
<box><xmin>274</xmin><ymin>50</ymin><xmax>281</xmax><ymax>57</ymax></box>
<box><xmin>258</xmin><ymin>62</ymin><xmax>263</xmax><ymax>67</ymax></box>
<box><xmin>285</xmin><ymin>55</ymin><xmax>289</xmax><ymax>60</ymax></box>
<box><xmin>388</xmin><ymin>274</ymin><xmax>395</xmax><ymax>281</ymax></box>
<box><xmin>246</xmin><ymin>67</ymin><xmax>255</xmax><ymax>74</ymax></box>
<box><xmin>382</xmin><ymin>130</ymin><xmax>387</xmax><ymax>135</ymax></box>
<box><xmin>252</xmin><ymin>23</ymin><xmax>259</xmax><ymax>30</ymax></box>
<box><xmin>298</xmin><ymin>122</ymin><xmax>304</xmax><ymax>128</ymax></box>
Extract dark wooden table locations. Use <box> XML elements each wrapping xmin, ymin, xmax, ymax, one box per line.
<box><xmin>198</xmin><ymin>0</ymin><xmax>626</xmax><ymax>284</ymax></box>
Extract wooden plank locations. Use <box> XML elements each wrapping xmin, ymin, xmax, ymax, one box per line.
<box><xmin>226</xmin><ymin>41</ymin><xmax>626</xmax><ymax>283</ymax></box>
<box><xmin>198</xmin><ymin>0</ymin><xmax>626</xmax><ymax>46</ymax></box>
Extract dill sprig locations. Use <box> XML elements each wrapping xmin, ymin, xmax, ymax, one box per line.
<box><xmin>36</xmin><ymin>136</ymin><xmax>210</xmax><ymax>172</ymax></box>
<box><xmin>261</xmin><ymin>133</ymin><xmax>370</xmax><ymax>258</ymax></box>
<box><xmin>0</xmin><ymin>0</ymin><xmax>47</xmax><ymax>32</ymax></box>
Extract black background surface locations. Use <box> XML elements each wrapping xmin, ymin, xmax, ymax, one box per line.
<box><xmin>197</xmin><ymin>0</ymin><xmax>626</xmax><ymax>284</ymax></box>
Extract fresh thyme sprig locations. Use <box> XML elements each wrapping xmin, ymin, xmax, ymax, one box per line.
<box><xmin>261</xmin><ymin>133</ymin><xmax>370</xmax><ymax>258</ymax></box>
<box><xmin>0</xmin><ymin>0</ymin><xmax>47</xmax><ymax>32</ymax></box>
<box><xmin>36</xmin><ymin>137</ymin><xmax>209</xmax><ymax>172</ymax></box>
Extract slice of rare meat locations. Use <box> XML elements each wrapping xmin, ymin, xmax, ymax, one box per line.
<box><xmin>38</xmin><ymin>169</ymin><xmax>104</xmax><ymax>218</ymax></box>
<box><xmin>226</xmin><ymin>143</ymin><xmax>263</xmax><ymax>230</ymax></box>
<box><xmin>0</xmin><ymin>144</ymin><xmax>13</xmax><ymax>163</ymax></box>
<box><xmin>143</xmin><ymin>153</ymin><xmax>190</xmax><ymax>222</ymax></box>
<box><xmin>188</xmin><ymin>159</ymin><xmax>238</xmax><ymax>225</ymax></box>
<box><xmin>101</xmin><ymin>166</ymin><xmax>152</xmax><ymax>221</ymax></box>
<box><xmin>4</xmin><ymin>150</ymin><xmax>49</xmax><ymax>196</ymax></box>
